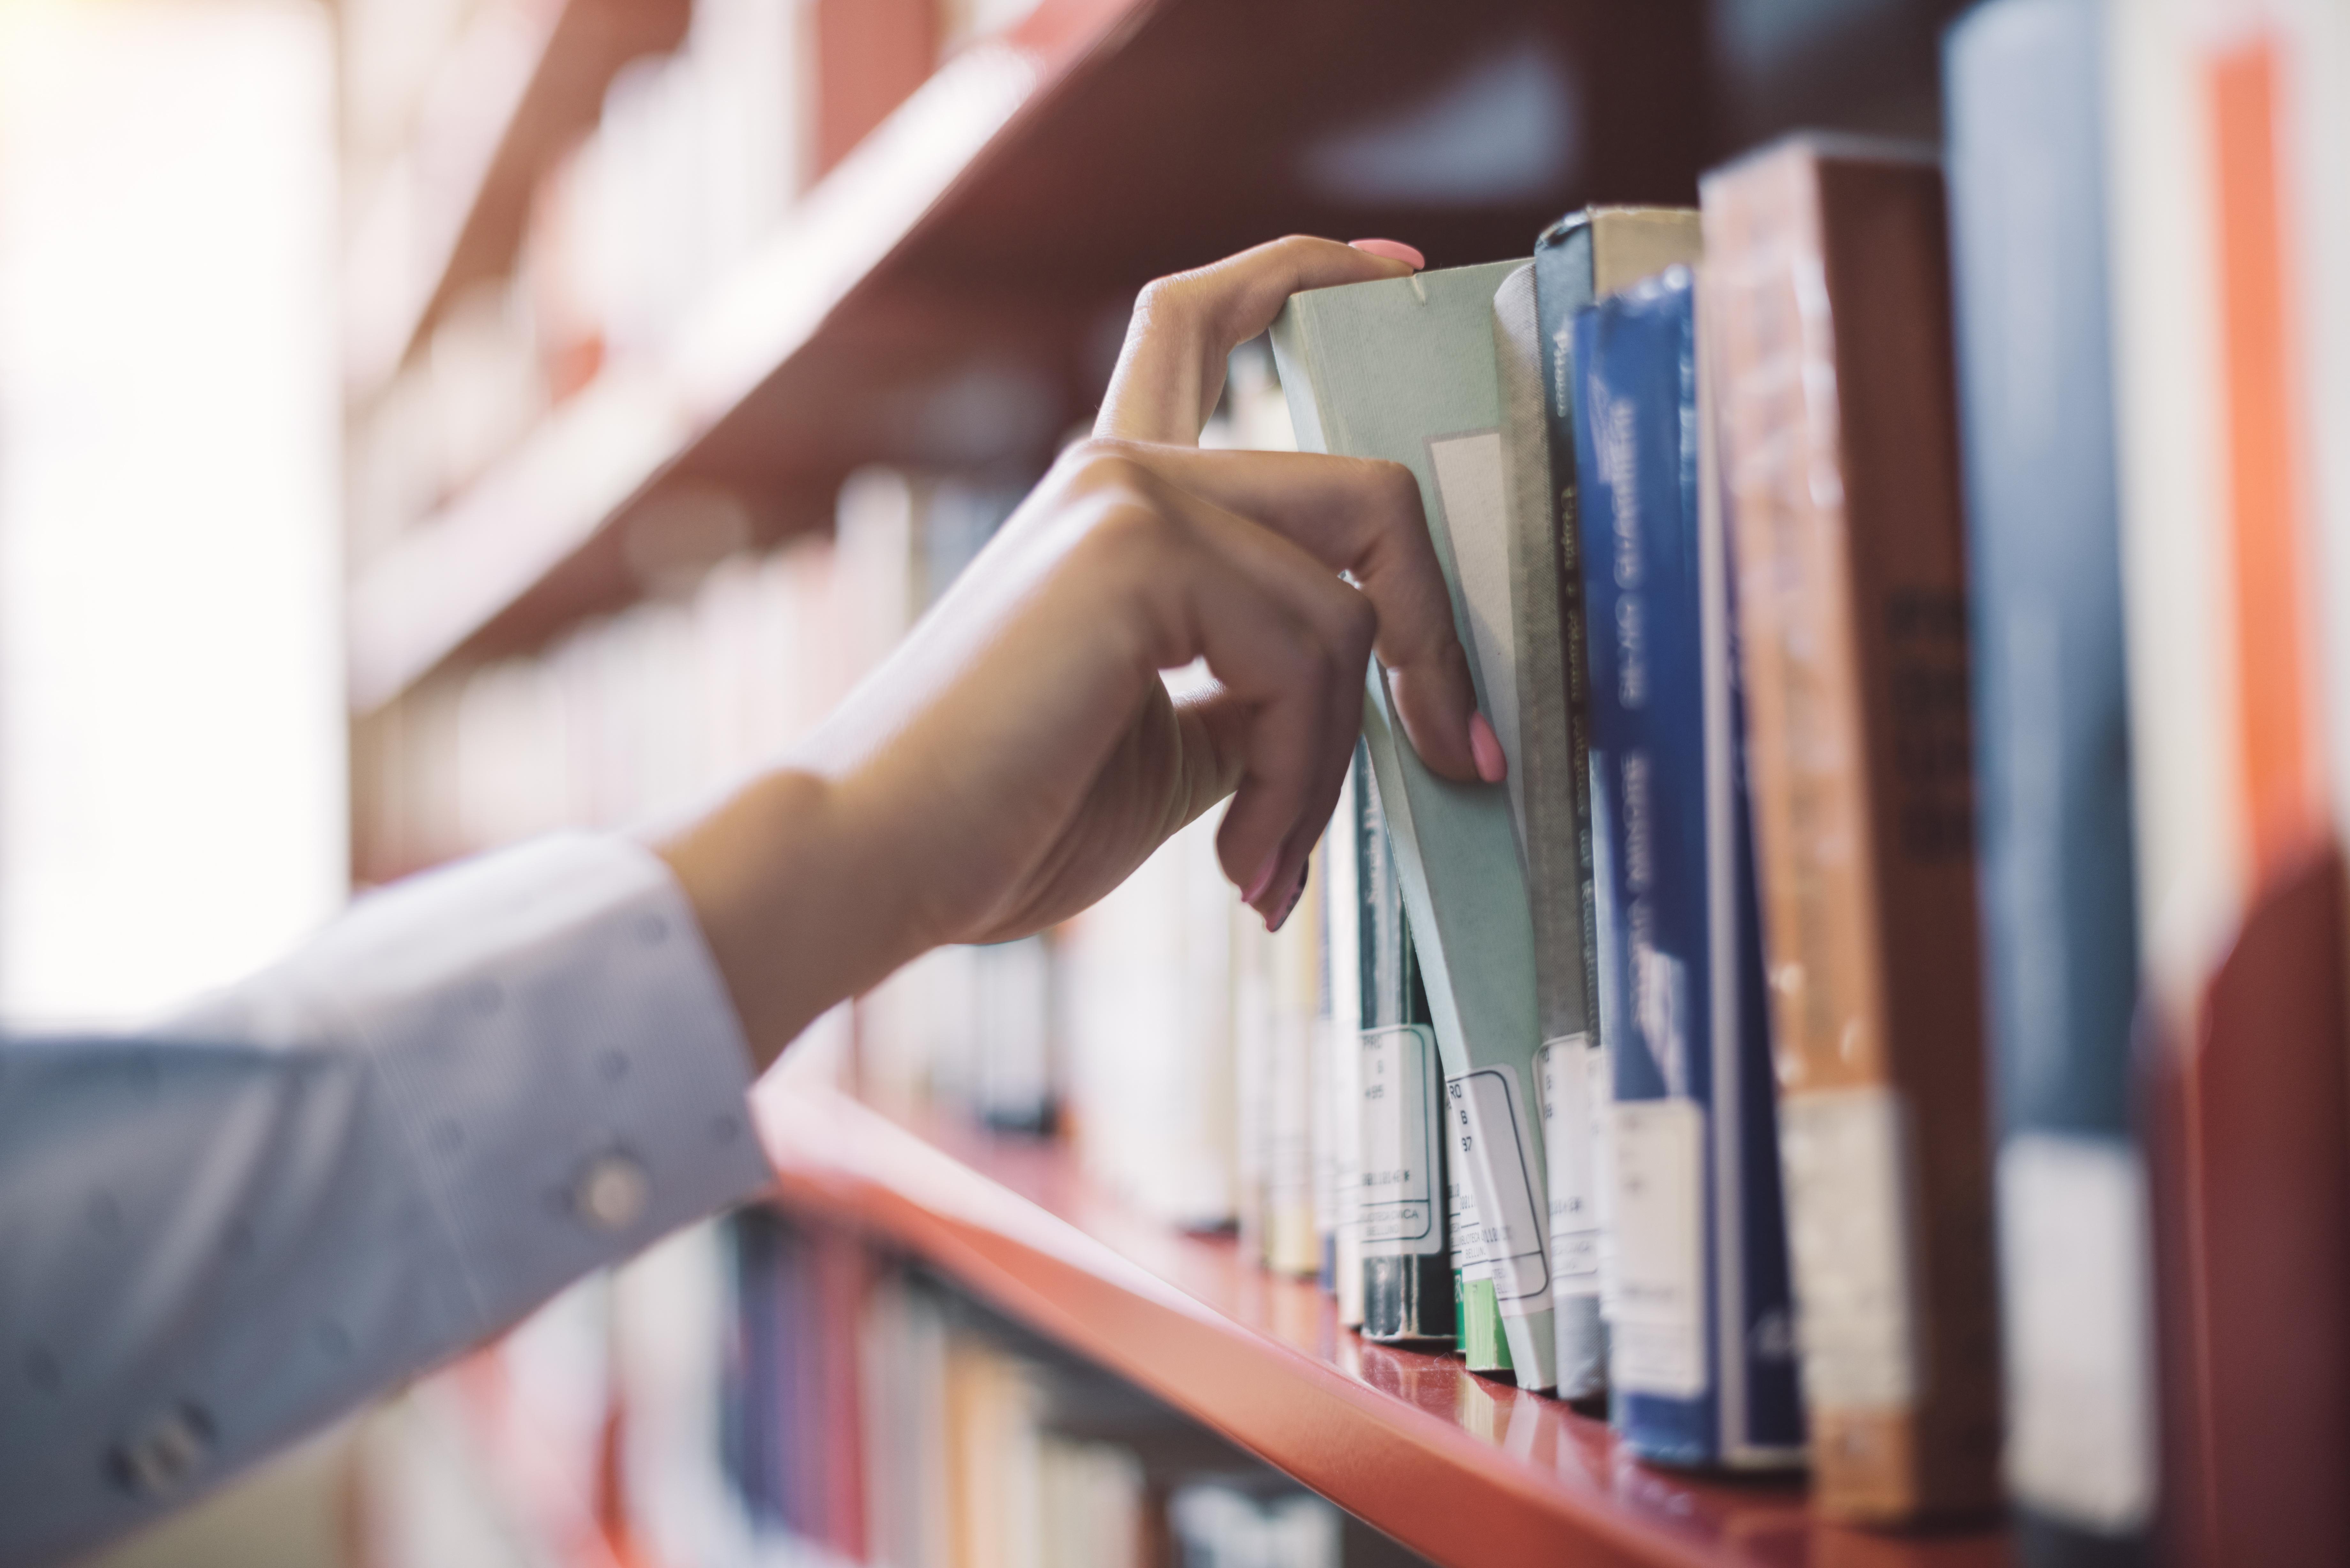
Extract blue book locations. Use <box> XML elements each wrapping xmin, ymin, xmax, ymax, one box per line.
<box><xmin>1947</xmin><ymin>1</ymin><xmax>2153</xmax><ymax>1558</ymax></box>
<box><xmin>1571</xmin><ymin>268</ymin><xmax>1802</xmax><ymax>1469</ymax></box>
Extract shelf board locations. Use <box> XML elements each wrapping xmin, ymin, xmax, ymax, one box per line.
<box><xmin>753</xmin><ymin>1080</ymin><xmax>2013</xmax><ymax>1568</ymax></box>
<box><xmin>343</xmin><ymin>0</ymin><xmax>693</xmax><ymax>401</ymax></box>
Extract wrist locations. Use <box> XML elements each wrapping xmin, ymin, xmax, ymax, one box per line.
<box><xmin>647</xmin><ymin>767</ymin><xmax>925</xmax><ymax>1074</ymax></box>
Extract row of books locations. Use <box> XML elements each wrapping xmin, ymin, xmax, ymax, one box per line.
<box><xmin>359</xmin><ymin>1206</ymin><xmax>1390</xmax><ymax>1568</ymax></box>
<box><xmin>1264</xmin><ymin>3</ymin><xmax>2350</xmax><ymax>1564</ymax></box>
<box><xmin>355</xmin><ymin>467</ymin><xmax>1015</xmax><ymax>882</ymax></box>
<box><xmin>345</xmin><ymin>0</ymin><xmax>1036</xmax><ymax>566</ymax></box>
<box><xmin>726</xmin><ymin>1207</ymin><xmax>1394</xmax><ymax>1568</ymax></box>
<box><xmin>355</xmin><ymin>4</ymin><xmax>2350</xmax><ymax>1561</ymax></box>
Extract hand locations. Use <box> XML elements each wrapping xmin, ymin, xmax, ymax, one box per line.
<box><xmin>655</xmin><ymin>236</ymin><xmax>1492</xmax><ymax>1070</ymax></box>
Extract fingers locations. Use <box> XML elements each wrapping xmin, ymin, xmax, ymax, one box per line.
<box><xmin>1095</xmin><ymin>236</ymin><xmax>1422</xmax><ymax>446</ymax></box>
<box><xmin>1086</xmin><ymin>440</ymin><xmax>1487</xmax><ymax>785</ymax></box>
<box><xmin>1070</xmin><ymin>457</ymin><xmax>1375</xmax><ymax>926</ymax></box>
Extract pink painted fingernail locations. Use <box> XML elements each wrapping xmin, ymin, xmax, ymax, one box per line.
<box><xmin>1469</xmin><ymin>712</ymin><xmax>1507</xmax><ymax>784</ymax></box>
<box><xmin>1243</xmin><ymin>846</ymin><xmax>1281</xmax><ymax>905</ymax></box>
<box><xmin>1266</xmin><ymin>857</ymin><xmax>1311</xmax><ymax>933</ymax></box>
<box><xmin>1349</xmin><ymin>238</ymin><xmax>1425</xmax><ymax>270</ymax></box>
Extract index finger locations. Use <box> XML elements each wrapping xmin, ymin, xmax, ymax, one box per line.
<box><xmin>1094</xmin><ymin>236</ymin><xmax>1424</xmax><ymax>446</ymax></box>
<box><xmin>1102</xmin><ymin>440</ymin><xmax>1486</xmax><ymax>785</ymax></box>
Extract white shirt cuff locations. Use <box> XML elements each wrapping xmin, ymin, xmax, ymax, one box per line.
<box><xmin>181</xmin><ymin>832</ymin><xmax>776</xmax><ymax>1336</ymax></box>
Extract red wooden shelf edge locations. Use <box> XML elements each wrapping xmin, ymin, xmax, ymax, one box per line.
<box><xmin>751</xmin><ymin>1080</ymin><xmax>2013</xmax><ymax>1568</ymax></box>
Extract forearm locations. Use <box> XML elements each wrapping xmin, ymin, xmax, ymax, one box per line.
<box><xmin>0</xmin><ymin>836</ymin><xmax>774</xmax><ymax>1567</ymax></box>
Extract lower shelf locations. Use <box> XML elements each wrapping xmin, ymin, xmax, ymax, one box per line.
<box><xmin>751</xmin><ymin>1081</ymin><xmax>2013</xmax><ymax>1568</ymax></box>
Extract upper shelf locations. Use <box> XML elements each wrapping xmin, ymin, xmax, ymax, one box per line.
<box><xmin>343</xmin><ymin>0</ymin><xmax>693</xmax><ymax>401</ymax></box>
<box><xmin>346</xmin><ymin>0</ymin><xmax>1971</xmax><ymax>711</ymax></box>
<box><xmin>753</xmin><ymin>1080</ymin><xmax>2013</xmax><ymax>1568</ymax></box>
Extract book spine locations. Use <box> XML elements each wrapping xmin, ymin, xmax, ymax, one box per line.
<box><xmin>1497</xmin><ymin>258</ymin><xmax>1609</xmax><ymax>1402</ymax></box>
<box><xmin>1446</xmin><ymin>1098</ymin><xmax>1507</xmax><ymax>1371</ymax></box>
<box><xmin>1945</xmin><ymin>1</ymin><xmax>2155</xmax><ymax>1556</ymax></box>
<box><xmin>1266</xmin><ymin>852</ymin><xmax>1323</xmax><ymax>1278</ymax></box>
<box><xmin>2106</xmin><ymin>7</ymin><xmax>2350</xmax><ymax>1560</ymax></box>
<box><xmin>1571</xmin><ymin>273</ymin><xmax>1712</xmax><ymax>1463</ymax></box>
<box><xmin>1323</xmin><ymin>761</ymin><xmax>1366</xmax><ymax>1326</ymax></box>
<box><xmin>1572</xmin><ymin>268</ymin><xmax>1802</xmax><ymax>1468</ymax></box>
<box><xmin>1702</xmin><ymin>140</ymin><xmax>2000</xmax><ymax>1520</ymax></box>
<box><xmin>1533</xmin><ymin>220</ymin><xmax>1624</xmax><ymax>1384</ymax></box>
<box><xmin>1354</xmin><ymin>749</ymin><xmax>1452</xmax><ymax>1346</ymax></box>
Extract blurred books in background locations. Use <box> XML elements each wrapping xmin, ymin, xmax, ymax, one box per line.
<box><xmin>343</xmin><ymin>0</ymin><xmax>2350</xmax><ymax>1564</ymax></box>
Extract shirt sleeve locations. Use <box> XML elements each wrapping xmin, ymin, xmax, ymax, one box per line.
<box><xmin>0</xmin><ymin>833</ymin><xmax>777</xmax><ymax>1568</ymax></box>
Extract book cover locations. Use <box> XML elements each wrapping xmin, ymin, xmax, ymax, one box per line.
<box><xmin>1571</xmin><ymin>266</ymin><xmax>1803</xmax><ymax>1470</ymax></box>
<box><xmin>1701</xmin><ymin>135</ymin><xmax>1999</xmax><ymax>1519</ymax></box>
<box><xmin>1273</xmin><ymin>261</ymin><xmax>1557</xmax><ymax>1391</ymax></box>
<box><xmin>2105</xmin><ymin>4</ymin><xmax>2350</xmax><ymax>1560</ymax></box>
<box><xmin>1944</xmin><ymin>1</ymin><xmax>2155</xmax><ymax>1557</ymax></box>
<box><xmin>1518</xmin><ymin>207</ymin><xmax>1705</xmax><ymax>1407</ymax></box>
<box><xmin>1353</xmin><ymin>745</ymin><xmax>1452</xmax><ymax>1346</ymax></box>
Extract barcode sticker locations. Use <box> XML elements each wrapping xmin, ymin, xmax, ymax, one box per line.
<box><xmin>1999</xmin><ymin>1133</ymin><xmax>2155</xmax><ymax>1532</ymax></box>
<box><xmin>1777</xmin><ymin>1086</ymin><xmax>1918</xmax><ymax>1410</ymax></box>
<box><xmin>1451</xmin><ymin>1064</ymin><xmax>1550</xmax><ymax>1308</ymax></box>
<box><xmin>1611</xmin><ymin>1097</ymin><xmax>1705</xmax><ymax>1397</ymax></box>
<box><xmin>1539</xmin><ymin>1034</ymin><xmax>1602</xmax><ymax>1293</ymax></box>
<box><xmin>1358</xmin><ymin>1024</ymin><xmax>1442</xmax><ymax>1255</ymax></box>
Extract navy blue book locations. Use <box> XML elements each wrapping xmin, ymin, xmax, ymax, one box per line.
<box><xmin>1571</xmin><ymin>268</ymin><xmax>1803</xmax><ymax>1469</ymax></box>
<box><xmin>1947</xmin><ymin>1</ymin><xmax>2153</xmax><ymax>1559</ymax></box>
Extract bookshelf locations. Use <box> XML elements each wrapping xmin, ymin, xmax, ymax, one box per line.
<box><xmin>343</xmin><ymin>0</ymin><xmax>695</xmax><ymax>400</ymax></box>
<box><xmin>345</xmin><ymin>0</ymin><xmax>1978</xmax><ymax>711</ymax></box>
<box><xmin>341</xmin><ymin>1</ymin><xmax>2014</xmax><ymax>1561</ymax></box>
<box><xmin>756</xmin><ymin>1081</ymin><xmax>2012</xmax><ymax>1568</ymax></box>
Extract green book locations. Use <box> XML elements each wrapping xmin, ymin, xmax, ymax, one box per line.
<box><xmin>1273</xmin><ymin>261</ymin><xmax>1556</xmax><ymax>1392</ymax></box>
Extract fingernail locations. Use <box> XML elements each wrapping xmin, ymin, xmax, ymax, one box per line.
<box><xmin>1243</xmin><ymin>846</ymin><xmax>1281</xmax><ymax>905</ymax></box>
<box><xmin>1266</xmin><ymin>858</ymin><xmax>1311</xmax><ymax>933</ymax></box>
<box><xmin>1469</xmin><ymin>712</ymin><xmax>1507</xmax><ymax>784</ymax></box>
<box><xmin>1349</xmin><ymin>238</ymin><xmax>1425</xmax><ymax>270</ymax></box>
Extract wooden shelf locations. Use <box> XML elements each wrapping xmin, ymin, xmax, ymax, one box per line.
<box><xmin>343</xmin><ymin>0</ymin><xmax>693</xmax><ymax>401</ymax></box>
<box><xmin>752</xmin><ymin>1080</ymin><xmax>2013</xmax><ymax>1568</ymax></box>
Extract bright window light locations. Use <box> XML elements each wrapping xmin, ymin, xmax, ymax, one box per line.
<box><xmin>0</xmin><ymin>0</ymin><xmax>344</xmax><ymax>1028</ymax></box>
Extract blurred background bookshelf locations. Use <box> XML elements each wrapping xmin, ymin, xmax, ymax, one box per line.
<box><xmin>327</xmin><ymin>2</ymin><xmax>2009</xmax><ymax>1566</ymax></box>
<box><xmin>0</xmin><ymin>0</ymin><xmax>2043</xmax><ymax>1565</ymax></box>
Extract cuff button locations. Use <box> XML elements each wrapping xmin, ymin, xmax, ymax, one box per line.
<box><xmin>575</xmin><ymin>1152</ymin><xmax>649</xmax><ymax>1232</ymax></box>
<box><xmin>108</xmin><ymin>1402</ymin><xmax>213</xmax><ymax>1497</ymax></box>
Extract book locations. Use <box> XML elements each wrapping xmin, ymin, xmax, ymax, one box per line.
<box><xmin>1273</xmin><ymin>260</ymin><xmax>1558</xmax><ymax>1391</ymax></box>
<box><xmin>1447</xmin><ymin>1079</ymin><xmax>1513</xmax><ymax>1376</ymax></box>
<box><xmin>1517</xmin><ymin>206</ymin><xmax>1705</xmax><ymax>1406</ymax></box>
<box><xmin>1700</xmin><ymin>136</ymin><xmax>1999</xmax><ymax>1519</ymax></box>
<box><xmin>1943</xmin><ymin>1</ymin><xmax>2156</xmax><ymax>1557</ymax></box>
<box><xmin>1353</xmin><ymin>748</ymin><xmax>1453</xmax><ymax>1348</ymax></box>
<box><xmin>2105</xmin><ymin>5</ymin><xmax>2350</xmax><ymax>1560</ymax></box>
<box><xmin>1321</xmin><ymin>760</ymin><xmax>1367</xmax><ymax>1327</ymax></box>
<box><xmin>1266</xmin><ymin>851</ymin><xmax>1324</xmax><ymax>1278</ymax></box>
<box><xmin>1570</xmin><ymin>264</ymin><xmax>1803</xmax><ymax>1470</ymax></box>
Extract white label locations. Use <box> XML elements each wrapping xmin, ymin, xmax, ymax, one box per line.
<box><xmin>1449</xmin><ymin>1066</ymin><xmax>1550</xmax><ymax>1309</ymax></box>
<box><xmin>1611</xmin><ymin>1098</ymin><xmax>1706</xmax><ymax>1396</ymax></box>
<box><xmin>1358</xmin><ymin>1025</ymin><xmax>1441</xmax><ymax>1255</ymax></box>
<box><xmin>1777</xmin><ymin>1086</ymin><xmax>1919</xmax><ymax>1410</ymax></box>
<box><xmin>1999</xmin><ymin>1133</ymin><xmax>2156</xmax><ymax>1533</ymax></box>
<box><xmin>1539</xmin><ymin>1036</ymin><xmax>1601</xmax><ymax>1295</ymax></box>
<box><xmin>1450</xmin><ymin>1135</ymin><xmax>1486</xmax><ymax>1275</ymax></box>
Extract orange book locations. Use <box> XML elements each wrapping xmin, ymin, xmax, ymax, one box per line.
<box><xmin>1700</xmin><ymin>136</ymin><xmax>2000</xmax><ymax>1524</ymax></box>
<box><xmin>2106</xmin><ymin>10</ymin><xmax>2350</xmax><ymax>1562</ymax></box>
